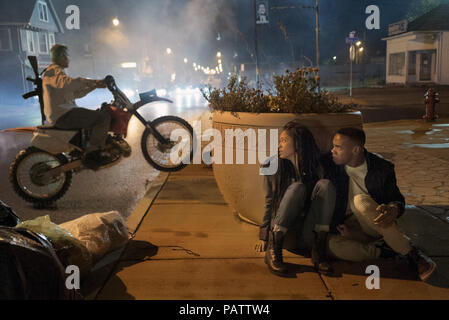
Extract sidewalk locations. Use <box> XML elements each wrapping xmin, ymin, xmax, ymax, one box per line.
<box><xmin>91</xmin><ymin>118</ymin><xmax>449</xmax><ymax>300</ymax></box>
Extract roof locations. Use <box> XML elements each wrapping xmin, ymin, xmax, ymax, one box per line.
<box><xmin>0</xmin><ymin>0</ymin><xmax>63</xmax><ymax>32</ymax></box>
<box><xmin>408</xmin><ymin>4</ymin><xmax>449</xmax><ymax>32</ymax></box>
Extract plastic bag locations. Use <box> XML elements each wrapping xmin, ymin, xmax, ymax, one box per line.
<box><xmin>0</xmin><ymin>227</ymin><xmax>76</xmax><ymax>300</ymax></box>
<box><xmin>59</xmin><ymin>211</ymin><xmax>129</xmax><ymax>265</ymax></box>
<box><xmin>16</xmin><ymin>216</ymin><xmax>93</xmax><ymax>277</ymax></box>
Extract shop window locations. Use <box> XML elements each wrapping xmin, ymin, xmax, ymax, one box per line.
<box><xmin>389</xmin><ymin>52</ymin><xmax>405</xmax><ymax>76</ymax></box>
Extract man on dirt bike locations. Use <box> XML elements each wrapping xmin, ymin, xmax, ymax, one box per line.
<box><xmin>43</xmin><ymin>44</ymin><xmax>112</xmax><ymax>169</ymax></box>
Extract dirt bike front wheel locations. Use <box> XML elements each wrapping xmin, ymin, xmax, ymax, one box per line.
<box><xmin>141</xmin><ymin>116</ymin><xmax>194</xmax><ymax>172</ymax></box>
<box><xmin>9</xmin><ymin>147</ymin><xmax>72</xmax><ymax>205</ymax></box>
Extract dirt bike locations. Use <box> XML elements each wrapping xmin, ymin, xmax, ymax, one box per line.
<box><xmin>8</xmin><ymin>74</ymin><xmax>194</xmax><ymax>206</ymax></box>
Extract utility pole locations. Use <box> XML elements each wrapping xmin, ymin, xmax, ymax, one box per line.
<box><xmin>253</xmin><ymin>0</ymin><xmax>261</xmax><ymax>89</ymax></box>
<box><xmin>271</xmin><ymin>1</ymin><xmax>320</xmax><ymax>90</ymax></box>
<box><xmin>315</xmin><ymin>0</ymin><xmax>320</xmax><ymax>92</ymax></box>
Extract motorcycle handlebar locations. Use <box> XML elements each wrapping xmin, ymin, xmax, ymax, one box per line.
<box><xmin>104</xmin><ymin>75</ymin><xmax>173</xmax><ymax>108</ymax></box>
<box><xmin>104</xmin><ymin>75</ymin><xmax>116</xmax><ymax>91</ymax></box>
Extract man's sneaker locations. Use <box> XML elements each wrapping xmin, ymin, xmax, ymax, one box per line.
<box><xmin>82</xmin><ymin>150</ymin><xmax>114</xmax><ymax>170</ymax></box>
<box><xmin>375</xmin><ymin>239</ymin><xmax>398</xmax><ymax>259</ymax></box>
<box><xmin>407</xmin><ymin>246</ymin><xmax>437</xmax><ymax>281</ymax></box>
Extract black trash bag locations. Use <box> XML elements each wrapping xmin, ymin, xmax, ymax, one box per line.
<box><xmin>0</xmin><ymin>201</ymin><xmax>21</xmax><ymax>227</ymax></box>
<box><xmin>0</xmin><ymin>227</ymin><xmax>79</xmax><ymax>300</ymax></box>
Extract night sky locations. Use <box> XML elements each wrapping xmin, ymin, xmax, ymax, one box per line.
<box><xmin>50</xmin><ymin>0</ymin><xmax>440</xmax><ymax>65</ymax></box>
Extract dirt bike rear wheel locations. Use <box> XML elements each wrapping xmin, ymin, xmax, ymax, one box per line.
<box><xmin>141</xmin><ymin>116</ymin><xmax>194</xmax><ymax>172</ymax></box>
<box><xmin>9</xmin><ymin>147</ymin><xmax>72</xmax><ymax>205</ymax></box>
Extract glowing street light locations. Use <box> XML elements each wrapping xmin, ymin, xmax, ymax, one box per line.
<box><xmin>217</xmin><ymin>52</ymin><xmax>222</xmax><ymax>58</ymax></box>
<box><xmin>184</xmin><ymin>58</ymin><xmax>188</xmax><ymax>64</ymax></box>
<box><xmin>356</xmin><ymin>41</ymin><xmax>362</xmax><ymax>47</ymax></box>
<box><xmin>359</xmin><ymin>47</ymin><xmax>364</xmax><ymax>52</ymax></box>
<box><xmin>121</xmin><ymin>62</ymin><xmax>137</xmax><ymax>69</ymax></box>
<box><xmin>112</xmin><ymin>18</ymin><xmax>120</xmax><ymax>27</ymax></box>
<box><xmin>166</xmin><ymin>48</ymin><xmax>172</xmax><ymax>55</ymax></box>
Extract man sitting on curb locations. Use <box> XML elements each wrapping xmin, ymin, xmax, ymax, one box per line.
<box><xmin>322</xmin><ymin>127</ymin><xmax>436</xmax><ymax>281</ymax></box>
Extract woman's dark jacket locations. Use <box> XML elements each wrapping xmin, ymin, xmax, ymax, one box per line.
<box><xmin>320</xmin><ymin>149</ymin><xmax>406</xmax><ymax>233</ymax></box>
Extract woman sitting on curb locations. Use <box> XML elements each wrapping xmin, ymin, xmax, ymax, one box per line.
<box><xmin>255</xmin><ymin>121</ymin><xmax>336</xmax><ymax>277</ymax></box>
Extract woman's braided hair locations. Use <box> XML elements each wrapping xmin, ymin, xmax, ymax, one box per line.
<box><xmin>271</xmin><ymin>121</ymin><xmax>321</xmax><ymax>215</ymax></box>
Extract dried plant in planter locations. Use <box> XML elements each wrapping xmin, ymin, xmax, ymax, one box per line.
<box><xmin>202</xmin><ymin>68</ymin><xmax>355</xmax><ymax>115</ymax></box>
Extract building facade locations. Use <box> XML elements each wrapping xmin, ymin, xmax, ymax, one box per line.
<box><xmin>383</xmin><ymin>5</ymin><xmax>449</xmax><ymax>86</ymax></box>
<box><xmin>0</xmin><ymin>0</ymin><xmax>64</xmax><ymax>105</ymax></box>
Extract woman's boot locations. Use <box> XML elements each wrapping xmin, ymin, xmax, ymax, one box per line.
<box><xmin>265</xmin><ymin>231</ymin><xmax>288</xmax><ymax>276</ymax></box>
<box><xmin>311</xmin><ymin>231</ymin><xmax>333</xmax><ymax>273</ymax></box>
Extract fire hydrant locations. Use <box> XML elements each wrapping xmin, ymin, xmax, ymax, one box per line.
<box><xmin>423</xmin><ymin>88</ymin><xmax>440</xmax><ymax>122</ymax></box>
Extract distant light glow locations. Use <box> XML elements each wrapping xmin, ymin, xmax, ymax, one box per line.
<box><xmin>123</xmin><ymin>88</ymin><xmax>136</xmax><ymax>98</ymax></box>
<box><xmin>184</xmin><ymin>58</ymin><xmax>188</xmax><ymax>64</ymax></box>
<box><xmin>217</xmin><ymin>52</ymin><xmax>222</xmax><ymax>58</ymax></box>
<box><xmin>166</xmin><ymin>48</ymin><xmax>172</xmax><ymax>55</ymax></box>
<box><xmin>112</xmin><ymin>18</ymin><xmax>120</xmax><ymax>27</ymax></box>
<box><xmin>121</xmin><ymin>62</ymin><xmax>137</xmax><ymax>69</ymax></box>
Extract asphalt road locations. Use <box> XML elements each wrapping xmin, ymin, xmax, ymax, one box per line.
<box><xmin>359</xmin><ymin>105</ymin><xmax>449</xmax><ymax>123</ymax></box>
<box><xmin>0</xmin><ymin>103</ymin><xmax>208</xmax><ymax>225</ymax></box>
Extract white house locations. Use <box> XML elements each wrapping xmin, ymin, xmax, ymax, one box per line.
<box><xmin>383</xmin><ymin>4</ymin><xmax>449</xmax><ymax>85</ymax></box>
<box><xmin>0</xmin><ymin>0</ymin><xmax>64</xmax><ymax>104</ymax></box>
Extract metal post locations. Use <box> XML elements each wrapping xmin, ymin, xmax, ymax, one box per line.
<box><xmin>350</xmin><ymin>45</ymin><xmax>353</xmax><ymax>97</ymax></box>
<box><xmin>253</xmin><ymin>0</ymin><xmax>261</xmax><ymax>88</ymax></box>
<box><xmin>315</xmin><ymin>0</ymin><xmax>320</xmax><ymax>92</ymax></box>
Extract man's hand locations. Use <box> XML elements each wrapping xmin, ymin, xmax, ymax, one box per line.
<box><xmin>374</xmin><ymin>203</ymin><xmax>398</xmax><ymax>228</ymax></box>
<box><xmin>254</xmin><ymin>240</ymin><xmax>267</xmax><ymax>253</ymax></box>
<box><xmin>337</xmin><ymin>224</ymin><xmax>354</xmax><ymax>239</ymax></box>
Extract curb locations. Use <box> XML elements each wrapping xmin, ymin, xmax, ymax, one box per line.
<box><xmin>126</xmin><ymin>171</ymin><xmax>170</xmax><ymax>234</ymax></box>
<box><xmin>84</xmin><ymin>172</ymin><xmax>170</xmax><ymax>300</ymax></box>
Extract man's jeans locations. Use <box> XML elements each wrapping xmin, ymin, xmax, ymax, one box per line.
<box><xmin>328</xmin><ymin>194</ymin><xmax>412</xmax><ymax>262</ymax></box>
<box><xmin>272</xmin><ymin>179</ymin><xmax>336</xmax><ymax>250</ymax></box>
<box><xmin>54</xmin><ymin>107</ymin><xmax>111</xmax><ymax>153</ymax></box>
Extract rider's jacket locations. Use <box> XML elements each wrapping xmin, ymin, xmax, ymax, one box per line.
<box><xmin>42</xmin><ymin>64</ymin><xmax>98</xmax><ymax>124</ymax></box>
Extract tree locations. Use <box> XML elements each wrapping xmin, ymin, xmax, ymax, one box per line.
<box><xmin>406</xmin><ymin>0</ymin><xmax>449</xmax><ymax>21</ymax></box>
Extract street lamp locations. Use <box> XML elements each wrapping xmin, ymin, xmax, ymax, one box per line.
<box><xmin>166</xmin><ymin>48</ymin><xmax>172</xmax><ymax>55</ymax></box>
<box><xmin>217</xmin><ymin>52</ymin><xmax>222</xmax><ymax>58</ymax></box>
<box><xmin>112</xmin><ymin>17</ymin><xmax>120</xmax><ymax>27</ymax></box>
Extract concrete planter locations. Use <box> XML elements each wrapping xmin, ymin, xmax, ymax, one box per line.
<box><xmin>212</xmin><ymin>111</ymin><xmax>363</xmax><ymax>225</ymax></box>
